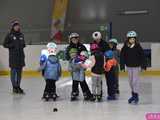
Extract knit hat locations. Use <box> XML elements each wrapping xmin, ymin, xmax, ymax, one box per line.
<box><xmin>11</xmin><ymin>20</ymin><xmax>20</xmax><ymax>28</ymax></box>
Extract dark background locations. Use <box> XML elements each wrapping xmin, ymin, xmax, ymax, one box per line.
<box><xmin>0</xmin><ymin>0</ymin><xmax>159</xmax><ymax>44</ymax></box>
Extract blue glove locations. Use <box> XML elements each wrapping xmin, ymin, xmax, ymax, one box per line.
<box><xmin>40</xmin><ymin>55</ymin><xmax>47</xmax><ymax>64</ymax></box>
<box><xmin>120</xmin><ymin>64</ymin><xmax>125</xmax><ymax>72</ymax></box>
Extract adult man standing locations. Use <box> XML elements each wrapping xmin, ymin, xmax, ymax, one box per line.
<box><xmin>3</xmin><ymin>20</ymin><xmax>26</xmax><ymax>94</ymax></box>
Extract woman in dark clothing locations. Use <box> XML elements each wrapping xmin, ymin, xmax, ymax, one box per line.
<box><xmin>3</xmin><ymin>20</ymin><xmax>26</xmax><ymax>94</ymax></box>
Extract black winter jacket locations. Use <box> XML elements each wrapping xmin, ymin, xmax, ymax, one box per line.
<box><xmin>120</xmin><ymin>43</ymin><xmax>146</xmax><ymax>69</ymax></box>
<box><xmin>65</xmin><ymin>42</ymin><xmax>87</xmax><ymax>60</ymax></box>
<box><xmin>91</xmin><ymin>51</ymin><xmax>104</xmax><ymax>74</ymax></box>
<box><xmin>3</xmin><ymin>30</ymin><xmax>26</xmax><ymax>68</ymax></box>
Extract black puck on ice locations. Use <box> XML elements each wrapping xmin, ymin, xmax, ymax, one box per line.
<box><xmin>53</xmin><ymin>108</ymin><xmax>58</xmax><ymax>112</ymax></box>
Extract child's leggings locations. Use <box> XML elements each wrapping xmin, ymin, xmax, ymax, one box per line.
<box><xmin>127</xmin><ymin>67</ymin><xmax>140</xmax><ymax>94</ymax></box>
<box><xmin>92</xmin><ymin>75</ymin><xmax>102</xmax><ymax>95</ymax></box>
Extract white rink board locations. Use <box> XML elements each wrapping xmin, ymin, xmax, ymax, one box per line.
<box><xmin>0</xmin><ymin>43</ymin><xmax>159</xmax><ymax>71</ymax></box>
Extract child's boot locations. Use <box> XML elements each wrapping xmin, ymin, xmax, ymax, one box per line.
<box><xmin>107</xmin><ymin>95</ymin><xmax>116</xmax><ymax>101</ymax></box>
<box><xmin>128</xmin><ymin>92</ymin><xmax>134</xmax><ymax>103</ymax></box>
<box><xmin>44</xmin><ymin>93</ymin><xmax>50</xmax><ymax>101</ymax></box>
<box><xmin>42</xmin><ymin>92</ymin><xmax>48</xmax><ymax>99</ymax></box>
<box><xmin>12</xmin><ymin>87</ymin><xmax>18</xmax><ymax>94</ymax></box>
<box><xmin>128</xmin><ymin>92</ymin><xmax>139</xmax><ymax>104</ymax></box>
<box><xmin>97</xmin><ymin>95</ymin><xmax>102</xmax><ymax>102</ymax></box>
<box><xmin>133</xmin><ymin>93</ymin><xmax>139</xmax><ymax>104</ymax></box>
<box><xmin>50</xmin><ymin>92</ymin><xmax>57</xmax><ymax>101</ymax></box>
<box><xmin>89</xmin><ymin>94</ymin><xmax>96</xmax><ymax>101</ymax></box>
<box><xmin>17</xmin><ymin>87</ymin><xmax>25</xmax><ymax>94</ymax></box>
<box><xmin>71</xmin><ymin>92</ymin><xmax>78</xmax><ymax>101</ymax></box>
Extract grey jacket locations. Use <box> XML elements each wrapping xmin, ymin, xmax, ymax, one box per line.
<box><xmin>68</xmin><ymin>59</ymin><xmax>85</xmax><ymax>81</ymax></box>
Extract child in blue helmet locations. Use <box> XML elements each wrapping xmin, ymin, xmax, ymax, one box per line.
<box><xmin>104</xmin><ymin>50</ymin><xmax>118</xmax><ymax>100</ymax></box>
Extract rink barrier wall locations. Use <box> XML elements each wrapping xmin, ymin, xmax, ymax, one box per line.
<box><xmin>0</xmin><ymin>43</ymin><xmax>160</xmax><ymax>77</ymax></box>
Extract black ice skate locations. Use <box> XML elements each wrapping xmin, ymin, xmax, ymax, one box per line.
<box><xmin>97</xmin><ymin>95</ymin><xmax>102</xmax><ymax>102</ymax></box>
<box><xmin>128</xmin><ymin>92</ymin><xmax>139</xmax><ymax>105</ymax></box>
<box><xmin>71</xmin><ymin>92</ymin><xmax>78</xmax><ymax>101</ymax></box>
<box><xmin>44</xmin><ymin>94</ymin><xmax>50</xmax><ymax>101</ymax></box>
<box><xmin>17</xmin><ymin>87</ymin><xmax>25</xmax><ymax>94</ymax></box>
<box><xmin>50</xmin><ymin>93</ymin><xmax>57</xmax><ymax>101</ymax></box>
<box><xmin>12</xmin><ymin>87</ymin><xmax>18</xmax><ymax>94</ymax></box>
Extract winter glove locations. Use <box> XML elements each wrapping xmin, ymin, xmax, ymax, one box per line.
<box><xmin>120</xmin><ymin>64</ymin><xmax>125</xmax><ymax>72</ymax></box>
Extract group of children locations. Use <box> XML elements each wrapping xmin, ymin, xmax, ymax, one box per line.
<box><xmin>89</xmin><ymin>32</ymin><xmax>120</xmax><ymax>101</ymax></box>
<box><xmin>39</xmin><ymin>30</ymin><xmax>146</xmax><ymax>105</ymax></box>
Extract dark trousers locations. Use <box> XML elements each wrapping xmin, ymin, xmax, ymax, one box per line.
<box><xmin>44</xmin><ymin>80</ymin><xmax>56</xmax><ymax>94</ymax></box>
<box><xmin>115</xmin><ymin>65</ymin><xmax>119</xmax><ymax>92</ymax></box>
<box><xmin>72</xmin><ymin>80</ymin><xmax>92</xmax><ymax>97</ymax></box>
<box><xmin>105</xmin><ymin>69</ymin><xmax>116</xmax><ymax>97</ymax></box>
<box><xmin>10</xmin><ymin>68</ymin><xmax>22</xmax><ymax>88</ymax></box>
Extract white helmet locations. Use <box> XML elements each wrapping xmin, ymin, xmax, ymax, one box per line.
<box><xmin>46</xmin><ymin>42</ymin><xmax>57</xmax><ymax>49</ymax></box>
<box><xmin>92</xmin><ymin>31</ymin><xmax>102</xmax><ymax>40</ymax></box>
<box><xmin>69</xmin><ymin>33</ymin><xmax>79</xmax><ymax>40</ymax></box>
<box><xmin>80</xmin><ymin>51</ymin><xmax>89</xmax><ymax>58</ymax></box>
<box><xmin>126</xmin><ymin>31</ymin><xmax>137</xmax><ymax>38</ymax></box>
<box><xmin>109</xmin><ymin>38</ymin><xmax>118</xmax><ymax>44</ymax></box>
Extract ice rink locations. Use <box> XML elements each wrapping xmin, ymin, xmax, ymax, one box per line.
<box><xmin>0</xmin><ymin>75</ymin><xmax>159</xmax><ymax>120</ymax></box>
